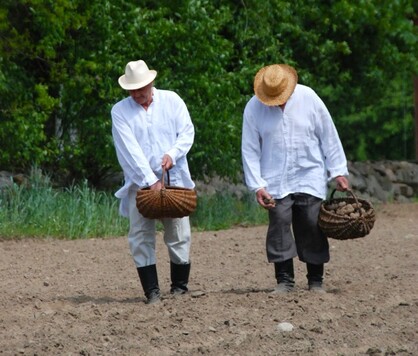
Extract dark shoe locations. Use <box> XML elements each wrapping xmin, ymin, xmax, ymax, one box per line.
<box><xmin>272</xmin><ymin>282</ymin><xmax>294</xmax><ymax>294</ymax></box>
<box><xmin>274</xmin><ymin>259</ymin><xmax>295</xmax><ymax>292</ymax></box>
<box><xmin>170</xmin><ymin>286</ymin><xmax>187</xmax><ymax>296</ymax></box>
<box><xmin>308</xmin><ymin>281</ymin><xmax>326</xmax><ymax>293</ymax></box>
<box><xmin>170</xmin><ymin>262</ymin><xmax>191</xmax><ymax>295</ymax></box>
<box><xmin>146</xmin><ymin>289</ymin><xmax>161</xmax><ymax>304</ymax></box>
<box><xmin>137</xmin><ymin>265</ymin><xmax>161</xmax><ymax>304</ymax></box>
<box><xmin>306</xmin><ymin>263</ymin><xmax>325</xmax><ymax>293</ymax></box>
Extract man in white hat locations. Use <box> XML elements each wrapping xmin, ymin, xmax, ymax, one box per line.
<box><xmin>111</xmin><ymin>60</ymin><xmax>195</xmax><ymax>304</ymax></box>
<box><xmin>242</xmin><ymin>64</ymin><xmax>349</xmax><ymax>293</ymax></box>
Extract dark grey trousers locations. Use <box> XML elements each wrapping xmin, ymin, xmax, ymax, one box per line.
<box><xmin>266</xmin><ymin>193</ymin><xmax>329</xmax><ymax>265</ymax></box>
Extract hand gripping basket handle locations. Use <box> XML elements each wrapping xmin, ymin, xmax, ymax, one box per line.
<box><xmin>160</xmin><ymin>167</ymin><xmax>171</xmax><ymax>187</ymax></box>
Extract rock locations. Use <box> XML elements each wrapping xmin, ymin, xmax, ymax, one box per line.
<box><xmin>277</xmin><ymin>322</ymin><xmax>294</xmax><ymax>332</ymax></box>
<box><xmin>191</xmin><ymin>291</ymin><xmax>206</xmax><ymax>298</ymax></box>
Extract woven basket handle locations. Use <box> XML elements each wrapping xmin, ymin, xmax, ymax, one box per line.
<box><xmin>330</xmin><ymin>188</ymin><xmax>362</xmax><ymax>215</ymax></box>
<box><xmin>160</xmin><ymin>167</ymin><xmax>171</xmax><ymax>187</ymax></box>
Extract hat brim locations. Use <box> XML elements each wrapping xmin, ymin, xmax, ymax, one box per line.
<box><xmin>118</xmin><ymin>70</ymin><xmax>157</xmax><ymax>90</ymax></box>
<box><xmin>254</xmin><ymin>65</ymin><xmax>298</xmax><ymax>106</ymax></box>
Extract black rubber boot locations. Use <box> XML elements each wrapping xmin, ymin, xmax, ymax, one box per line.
<box><xmin>137</xmin><ymin>265</ymin><xmax>161</xmax><ymax>304</ymax></box>
<box><xmin>273</xmin><ymin>259</ymin><xmax>295</xmax><ymax>293</ymax></box>
<box><xmin>306</xmin><ymin>263</ymin><xmax>325</xmax><ymax>293</ymax></box>
<box><xmin>170</xmin><ymin>262</ymin><xmax>191</xmax><ymax>295</ymax></box>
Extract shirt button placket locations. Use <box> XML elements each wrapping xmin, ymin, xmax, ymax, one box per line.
<box><xmin>146</xmin><ymin>107</ymin><xmax>155</xmax><ymax>154</ymax></box>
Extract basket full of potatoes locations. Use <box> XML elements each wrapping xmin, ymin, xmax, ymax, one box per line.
<box><xmin>318</xmin><ymin>189</ymin><xmax>376</xmax><ymax>240</ymax></box>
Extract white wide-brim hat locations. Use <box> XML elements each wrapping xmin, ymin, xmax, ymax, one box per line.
<box><xmin>118</xmin><ymin>60</ymin><xmax>157</xmax><ymax>90</ymax></box>
<box><xmin>253</xmin><ymin>64</ymin><xmax>298</xmax><ymax>106</ymax></box>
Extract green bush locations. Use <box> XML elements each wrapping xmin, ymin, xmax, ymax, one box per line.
<box><xmin>0</xmin><ymin>0</ymin><xmax>417</xmax><ymax>184</ymax></box>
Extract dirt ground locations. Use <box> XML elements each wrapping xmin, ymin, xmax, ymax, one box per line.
<box><xmin>0</xmin><ymin>203</ymin><xmax>417</xmax><ymax>356</ymax></box>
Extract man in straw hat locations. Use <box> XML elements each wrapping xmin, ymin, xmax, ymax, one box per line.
<box><xmin>111</xmin><ymin>59</ymin><xmax>195</xmax><ymax>304</ymax></box>
<box><xmin>242</xmin><ymin>64</ymin><xmax>349</xmax><ymax>293</ymax></box>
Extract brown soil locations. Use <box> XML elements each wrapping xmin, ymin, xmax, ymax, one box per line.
<box><xmin>1</xmin><ymin>203</ymin><xmax>417</xmax><ymax>355</ymax></box>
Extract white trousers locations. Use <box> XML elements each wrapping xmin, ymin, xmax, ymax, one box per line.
<box><xmin>127</xmin><ymin>189</ymin><xmax>192</xmax><ymax>267</ymax></box>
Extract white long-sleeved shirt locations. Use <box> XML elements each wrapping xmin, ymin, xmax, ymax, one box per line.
<box><xmin>111</xmin><ymin>88</ymin><xmax>195</xmax><ymax>216</ymax></box>
<box><xmin>242</xmin><ymin>84</ymin><xmax>348</xmax><ymax>200</ymax></box>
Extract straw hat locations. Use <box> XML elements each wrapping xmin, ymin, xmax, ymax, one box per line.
<box><xmin>253</xmin><ymin>64</ymin><xmax>298</xmax><ymax>106</ymax></box>
<box><xmin>118</xmin><ymin>60</ymin><xmax>157</xmax><ymax>90</ymax></box>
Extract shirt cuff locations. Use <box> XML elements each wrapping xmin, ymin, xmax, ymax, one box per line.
<box><xmin>166</xmin><ymin>149</ymin><xmax>179</xmax><ymax>166</ymax></box>
<box><xmin>328</xmin><ymin>166</ymin><xmax>349</xmax><ymax>181</ymax></box>
<box><xmin>143</xmin><ymin>174</ymin><xmax>159</xmax><ymax>187</ymax></box>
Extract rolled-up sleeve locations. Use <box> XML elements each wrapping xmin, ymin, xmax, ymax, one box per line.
<box><xmin>315</xmin><ymin>97</ymin><xmax>348</xmax><ymax>180</ymax></box>
<box><xmin>242</xmin><ymin>105</ymin><xmax>267</xmax><ymax>191</ymax></box>
<box><xmin>166</xmin><ymin>97</ymin><xmax>195</xmax><ymax>165</ymax></box>
<box><xmin>111</xmin><ymin>107</ymin><xmax>158</xmax><ymax>187</ymax></box>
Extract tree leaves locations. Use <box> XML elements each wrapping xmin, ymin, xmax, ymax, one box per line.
<box><xmin>0</xmin><ymin>0</ymin><xmax>417</xmax><ymax>184</ymax></box>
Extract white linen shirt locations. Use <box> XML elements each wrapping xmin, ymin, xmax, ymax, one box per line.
<box><xmin>242</xmin><ymin>84</ymin><xmax>348</xmax><ymax>200</ymax></box>
<box><xmin>111</xmin><ymin>88</ymin><xmax>195</xmax><ymax>216</ymax></box>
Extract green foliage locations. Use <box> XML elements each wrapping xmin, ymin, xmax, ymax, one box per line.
<box><xmin>0</xmin><ymin>0</ymin><xmax>417</xmax><ymax>186</ymax></box>
<box><xmin>340</xmin><ymin>73</ymin><xmax>415</xmax><ymax>160</ymax></box>
<box><xmin>191</xmin><ymin>191</ymin><xmax>268</xmax><ymax>231</ymax></box>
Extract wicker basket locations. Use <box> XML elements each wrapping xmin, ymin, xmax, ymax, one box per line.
<box><xmin>136</xmin><ymin>169</ymin><xmax>197</xmax><ymax>219</ymax></box>
<box><xmin>318</xmin><ymin>189</ymin><xmax>376</xmax><ymax>240</ymax></box>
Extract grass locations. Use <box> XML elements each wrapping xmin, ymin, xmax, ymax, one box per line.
<box><xmin>0</xmin><ymin>180</ymin><xmax>128</xmax><ymax>239</ymax></box>
<box><xmin>191</xmin><ymin>191</ymin><xmax>268</xmax><ymax>231</ymax></box>
<box><xmin>0</xmin><ymin>171</ymin><xmax>268</xmax><ymax>239</ymax></box>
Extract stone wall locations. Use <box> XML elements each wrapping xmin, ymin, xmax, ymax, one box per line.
<box><xmin>1</xmin><ymin>161</ymin><xmax>417</xmax><ymax>203</ymax></box>
<box><xmin>347</xmin><ymin>161</ymin><xmax>418</xmax><ymax>203</ymax></box>
<box><xmin>195</xmin><ymin>161</ymin><xmax>418</xmax><ymax>204</ymax></box>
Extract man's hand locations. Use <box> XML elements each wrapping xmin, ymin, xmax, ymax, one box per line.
<box><xmin>335</xmin><ymin>176</ymin><xmax>349</xmax><ymax>191</ymax></box>
<box><xmin>149</xmin><ymin>180</ymin><xmax>162</xmax><ymax>191</ymax></box>
<box><xmin>161</xmin><ymin>154</ymin><xmax>173</xmax><ymax>171</ymax></box>
<box><xmin>256</xmin><ymin>188</ymin><xmax>276</xmax><ymax>209</ymax></box>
